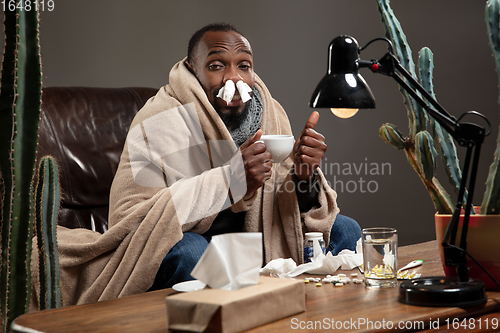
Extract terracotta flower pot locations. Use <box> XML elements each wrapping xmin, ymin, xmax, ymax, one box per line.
<box><xmin>435</xmin><ymin>208</ymin><xmax>500</xmax><ymax>291</ymax></box>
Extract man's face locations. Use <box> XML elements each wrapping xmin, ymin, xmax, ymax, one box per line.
<box><xmin>188</xmin><ymin>30</ymin><xmax>255</xmax><ymax>125</ymax></box>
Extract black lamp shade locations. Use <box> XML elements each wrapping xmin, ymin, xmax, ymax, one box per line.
<box><xmin>309</xmin><ymin>36</ymin><xmax>376</xmax><ymax>109</ymax></box>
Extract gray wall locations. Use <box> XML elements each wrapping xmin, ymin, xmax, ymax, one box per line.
<box><xmin>37</xmin><ymin>0</ymin><xmax>499</xmax><ymax>245</ymax></box>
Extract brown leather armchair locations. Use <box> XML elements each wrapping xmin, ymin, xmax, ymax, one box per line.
<box><xmin>37</xmin><ymin>87</ymin><xmax>157</xmax><ymax>233</ymax></box>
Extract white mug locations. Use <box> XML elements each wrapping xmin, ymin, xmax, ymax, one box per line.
<box><xmin>257</xmin><ymin>135</ymin><xmax>294</xmax><ymax>163</ymax></box>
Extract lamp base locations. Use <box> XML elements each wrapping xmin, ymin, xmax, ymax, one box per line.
<box><xmin>398</xmin><ymin>276</ymin><xmax>487</xmax><ymax>307</ymax></box>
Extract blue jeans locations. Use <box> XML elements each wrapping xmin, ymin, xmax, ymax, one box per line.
<box><xmin>326</xmin><ymin>214</ymin><xmax>361</xmax><ymax>255</ymax></box>
<box><xmin>148</xmin><ymin>214</ymin><xmax>361</xmax><ymax>290</ymax></box>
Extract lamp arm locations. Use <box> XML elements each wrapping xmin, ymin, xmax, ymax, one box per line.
<box><xmin>385</xmin><ymin>53</ymin><xmax>486</xmax><ymax>281</ymax></box>
<box><xmin>368</xmin><ymin>53</ymin><xmax>460</xmax><ymax>138</ymax></box>
<box><xmin>361</xmin><ymin>51</ymin><xmax>491</xmax><ymax>282</ymax></box>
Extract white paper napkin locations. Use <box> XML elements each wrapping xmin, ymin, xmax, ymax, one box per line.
<box><xmin>260</xmin><ymin>238</ymin><xmax>363</xmax><ymax>278</ymax></box>
<box><xmin>259</xmin><ymin>258</ymin><xmax>297</xmax><ymax>278</ymax></box>
<box><xmin>191</xmin><ymin>232</ymin><xmax>263</xmax><ymax>290</ymax></box>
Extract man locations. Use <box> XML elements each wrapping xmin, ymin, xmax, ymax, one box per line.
<box><xmin>40</xmin><ymin>24</ymin><xmax>360</xmax><ymax>307</ymax></box>
<box><xmin>108</xmin><ymin>23</ymin><xmax>360</xmax><ymax>290</ymax></box>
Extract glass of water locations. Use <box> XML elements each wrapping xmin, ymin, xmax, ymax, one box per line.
<box><xmin>362</xmin><ymin>227</ymin><xmax>398</xmax><ymax>288</ymax></box>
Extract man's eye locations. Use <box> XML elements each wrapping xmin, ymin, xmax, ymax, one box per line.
<box><xmin>209</xmin><ymin>64</ymin><xmax>223</xmax><ymax>70</ymax></box>
<box><xmin>239</xmin><ymin>64</ymin><xmax>251</xmax><ymax>70</ymax></box>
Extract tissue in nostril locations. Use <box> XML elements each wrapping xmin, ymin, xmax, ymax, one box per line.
<box><xmin>217</xmin><ymin>80</ymin><xmax>236</xmax><ymax>104</ymax></box>
<box><xmin>217</xmin><ymin>80</ymin><xmax>253</xmax><ymax>105</ymax></box>
<box><xmin>236</xmin><ymin>80</ymin><xmax>252</xmax><ymax>103</ymax></box>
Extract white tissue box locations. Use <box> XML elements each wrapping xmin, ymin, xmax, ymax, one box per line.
<box><xmin>166</xmin><ymin>276</ymin><xmax>305</xmax><ymax>333</ymax></box>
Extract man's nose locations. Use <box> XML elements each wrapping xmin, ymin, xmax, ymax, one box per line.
<box><xmin>223</xmin><ymin>66</ymin><xmax>243</xmax><ymax>83</ymax></box>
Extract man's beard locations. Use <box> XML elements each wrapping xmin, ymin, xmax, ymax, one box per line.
<box><xmin>216</xmin><ymin>102</ymin><xmax>250</xmax><ymax>131</ymax></box>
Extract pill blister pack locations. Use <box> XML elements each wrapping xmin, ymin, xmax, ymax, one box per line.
<box><xmin>304</xmin><ymin>269</ymin><xmax>422</xmax><ymax>287</ymax></box>
<box><xmin>397</xmin><ymin>270</ymin><xmax>421</xmax><ymax>280</ymax></box>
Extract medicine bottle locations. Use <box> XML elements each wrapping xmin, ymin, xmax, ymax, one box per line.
<box><xmin>303</xmin><ymin>232</ymin><xmax>326</xmax><ymax>263</ymax></box>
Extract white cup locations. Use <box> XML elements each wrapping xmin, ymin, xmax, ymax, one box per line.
<box><xmin>257</xmin><ymin>135</ymin><xmax>294</xmax><ymax>163</ymax></box>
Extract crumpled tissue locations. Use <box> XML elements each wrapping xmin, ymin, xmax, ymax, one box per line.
<box><xmin>217</xmin><ymin>80</ymin><xmax>252</xmax><ymax>104</ymax></box>
<box><xmin>191</xmin><ymin>232</ymin><xmax>262</xmax><ymax>290</ymax></box>
<box><xmin>260</xmin><ymin>238</ymin><xmax>363</xmax><ymax>278</ymax></box>
<box><xmin>236</xmin><ymin>80</ymin><xmax>252</xmax><ymax>102</ymax></box>
<box><xmin>259</xmin><ymin>258</ymin><xmax>297</xmax><ymax>278</ymax></box>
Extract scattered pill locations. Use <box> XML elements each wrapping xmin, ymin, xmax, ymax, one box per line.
<box><xmin>335</xmin><ymin>282</ymin><xmax>344</xmax><ymax>287</ymax></box>
<box><xmin>304</xmin><ymin>279</ymin><xmax>310</xmax><ymax>283</ymax></box>
<box><xmin>340</xmin><ymin>277</ymin><xmax>351</xmax><ymax>284</ymax></box>
<box><xmin>338</xmin><ymin>273</ymin><xmax>347</xmax><ymax>277</ymax></box>
<box><xmin>316</xmin><ymin>283</ymin><xmax>322</xmax><ymax>287</ymax></box>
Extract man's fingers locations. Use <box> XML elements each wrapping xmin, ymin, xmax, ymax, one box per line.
<box><xmin>240</xmin><ymin>129</ymin><xmax>262</xmax><ymax>149</ymax></box>
<box><xmin>296</xmin><ymin>111</ymin><xmax>320</xmax><ymax>142</ymax></box>
<box><xmin>300</xmin><ymin>129</ymin><xmax>325</xmax><ymax>144</ymax></box>
<box><xmin>297</xmin><ymin>143</ymin><xmax>326</xmax><ymax>158</ymax></box>
<box><xmin>304</xmin><ymin>111</ymin><xmax>320</xmax><ymax>130</ymax></box>
<box><xmin>294</xmin><ymin>112</ymin><xmax>326</xmax><ymax>182</ymax></box>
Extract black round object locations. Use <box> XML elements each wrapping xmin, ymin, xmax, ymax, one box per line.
<box><xmin>398</xmin><ymin>276</ymin><xmax>487</xmax><ymax>307</ymax></box>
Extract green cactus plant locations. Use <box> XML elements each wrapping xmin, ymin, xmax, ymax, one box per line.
<box><xmin>379</xmin><ymin>123</ymin><xmax>407</xmax><ymax>150</ymax></box>
<box><xmin>374</xmin><ymin>0</ymin><xmax>498</xmax><ymax>215</ymax></box>
<box><xmin>376</xmin><ymin>0</ymin><xmax>500</xmax><ymax>215</ymax></box>
<box><xmin>35</xmin><ymin>156</ymin><xmax>63</xmax><ymax>310</ymax></box>
<box><xmin>481</xmin><ymin>0</ymin><xmax>500</xmax><ymax>214</ymax></box>
<box><xmin>0</xmin><ymin>7</ymin><xmax>43</xmax><ymax>333</ymax></box>
<box><xmin>418</xmin><ymin>48</ymin><xmax>466</xmax><ymax>201</ymax></box>
<box><xmin>414</xmin><ymin>131</ymin><xmax>438</xmax><ymax>182</ymax></box>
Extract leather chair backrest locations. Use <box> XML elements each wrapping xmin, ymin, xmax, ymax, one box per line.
<box><xmin>37</xmin><ymin>87</ymin><xmax>157</xmax><ymax>233</ymax></box>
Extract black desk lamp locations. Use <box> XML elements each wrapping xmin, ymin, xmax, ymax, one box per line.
<box><xmin>310</xmin><ymin>35</ymin><xmax>492</xmax><ymax>307</ymax></box>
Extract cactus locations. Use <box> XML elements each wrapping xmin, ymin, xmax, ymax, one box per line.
<box><xmin>418</xmin><ymin>47</ymin><xmax>473</xmax><ymax>213</ymax></box>
<box><xmin>379</xmin><ymin>123</ymin><xmax>407</xmax><ymax>150</ymax></box>
<box><xmin>376</xmin><ymin>0</ymin><xmax>455</xmax><ymax>214</ymax></box>
<box><xmin>418</xmin><ymin>48</ymin><xmax>462</xmax><ymax>193</ymax></box>
<box><xmin>35</xmin><ymin>156</ymin><xmax>63</xmax><ymax>310</ymax></box>
<box><xmin>481</xmin><ymin>0</ymin><xmax>500</xmax><ymax>214</ymax></box>
<box><xmin>0</xmin><ymin>7</ymin><xmax>42</xmax><ymax>333</ymax></box>
<box><xmin>376</xmin><ymin>0</ymin><xmax>428</xmax><ymax>137</ymax></box>
<box><xmin>414</xmin><ymin>131</ymin><xmax>437</xmax><ymax>181</ymax></box>
<box><xmin>376</xmin><ymin>0</ymin><xmax>500</xmax><ymax>215</ymax></box>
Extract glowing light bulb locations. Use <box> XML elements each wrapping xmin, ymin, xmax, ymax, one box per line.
<box><xmin>330</xmin><ymin>108</ymin><xmax>359</xmax><ymax>118</ymax></box>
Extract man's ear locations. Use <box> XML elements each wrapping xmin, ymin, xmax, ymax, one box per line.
<box><xmin>185</xmin><ymin>60</ymin><xmax>195</xmax><ymax>74</ymax></box>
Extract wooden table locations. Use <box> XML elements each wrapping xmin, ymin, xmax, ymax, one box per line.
<box><xmin>11</xmin><ymin>241</ymin><xmax>500</xmax><ymax>332</ymax></box>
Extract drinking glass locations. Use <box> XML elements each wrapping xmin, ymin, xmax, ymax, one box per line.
<box><xmin>362</xmin><ymin>227</ymin><xmax>398</xmax><ymax>288</ymax></box>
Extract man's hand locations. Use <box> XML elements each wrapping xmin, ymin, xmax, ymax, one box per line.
<box><xmin>293</xmin><ymin>111</ymin><xmax>327</xmax><ymax>182</ymax></box>
<box><xmin>240</xmin><ymin>129</ymin><xmax>273</xmax><ymax>196</ymax></box>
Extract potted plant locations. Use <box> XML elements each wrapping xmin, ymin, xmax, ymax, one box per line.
<box><xmin>0</xmin><ymin>8</ymin><xmax>63</xmax><ymax>333</ymax></box>
<box><xmin>376</xmin><ymin>0</ymin><xmax>500</xmax><ymax>290</ymax></box>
